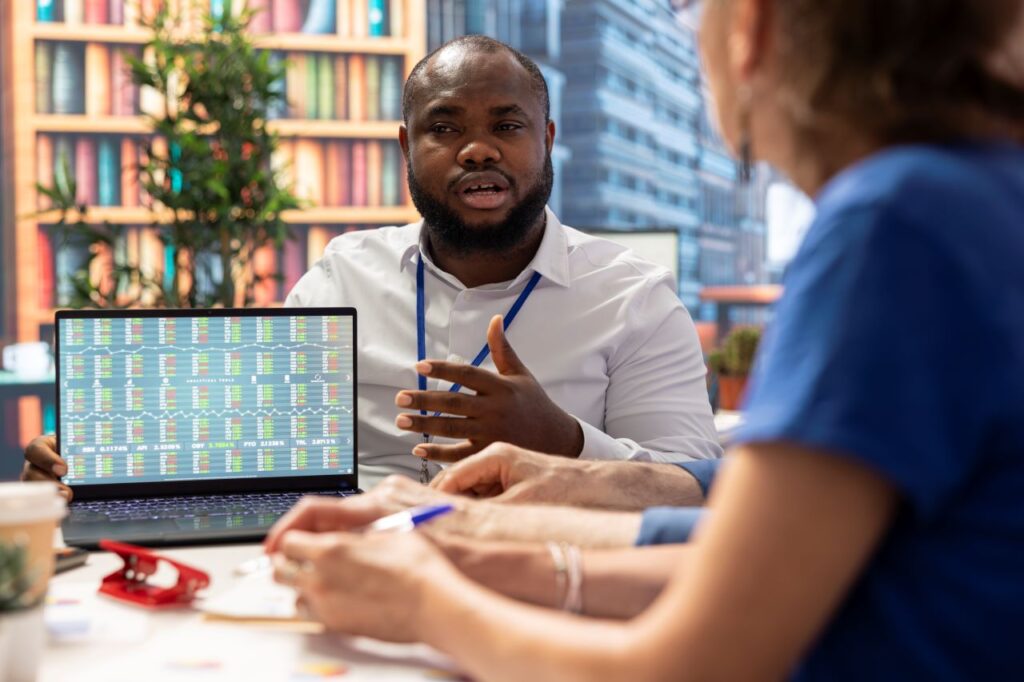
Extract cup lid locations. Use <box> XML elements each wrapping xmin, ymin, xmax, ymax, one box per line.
<box><xmin>0</xmin><ymin>482</ymin><xmax>66</xmax><ymax>524</ymax></box>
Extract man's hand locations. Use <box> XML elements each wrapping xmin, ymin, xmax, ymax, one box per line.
<box><xmin>431</xmin><ymin>443</ymin><xmax>594</xmax><ymax>503</ymax></box>
<box><xmin>394</xmin><ymin>315</ymin><xmax>584</xmax><ymax>463</ymax></box>
<box><xmin>21</xmin><ymin>435</ymin><xmax>73</xmax><ymax>501</ymax></box>
<box><xmin>265</xmin><ymin>475</ymin><xmax>467</xmax><ymax>552</ymax></box>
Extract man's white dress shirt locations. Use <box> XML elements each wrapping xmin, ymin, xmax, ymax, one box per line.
<box><xmin>286</xmin><ymin>208</ymin><xmax>721</xmax><ymax>489</ymax></box>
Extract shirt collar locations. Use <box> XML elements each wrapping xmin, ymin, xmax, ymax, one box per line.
<box><xmin>398</xmin><ymin>207</ymin><xmax>571</xmax><ymax>289</ymax></box>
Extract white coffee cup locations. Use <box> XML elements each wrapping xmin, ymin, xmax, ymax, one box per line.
<box><xmin>1</xmin><ymin>343</ymin><xmax>52</xmax><ymax>380</ymax></box>
<box><xmin>0</xmin><ymin>482</ymin><xmax>67</xmax><ymax>682</ymax></box>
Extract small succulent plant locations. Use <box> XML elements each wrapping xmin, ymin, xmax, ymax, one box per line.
<box><xmin>721</xmin><ymin>327</ymin><xmax>762</xmax><ymax>377</ymax></box>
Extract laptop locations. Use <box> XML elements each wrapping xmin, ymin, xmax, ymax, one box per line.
<box><xmin>55</xmin><ymin>307</ymin><xmax>360</xmax><ymax>548</ymax></box>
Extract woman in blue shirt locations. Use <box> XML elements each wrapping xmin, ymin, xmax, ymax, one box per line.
<box><xmin>267</xmin><ymin>0</ymin><xmax>1024</xmax><ymax>678</ymax></box>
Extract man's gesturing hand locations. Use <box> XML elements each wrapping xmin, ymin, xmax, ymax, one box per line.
<box><xmin>394</xmin><ymin>315</ymin><xmax>584</xmax><ymax>463</ymax></box>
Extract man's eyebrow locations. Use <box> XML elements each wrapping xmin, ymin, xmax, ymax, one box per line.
<box><xmin>422</xmin><ymin>104</ymin><xmax>463</xmax><ymax>118</ymax></box>
<box><xmin>491</xmin><ymin>104</ymin><xmax>528</xmax><ymax>117</ymax></box>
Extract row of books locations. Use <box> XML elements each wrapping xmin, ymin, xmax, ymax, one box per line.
<box><xmin>36</xmin><ymin>223</ymin><xmax>380</xmax><ymax>308</ymax></box>
<box><xmin>35</xmin><ymin>42</ymin><xmax>402</xmax><ymax>122</ymax></box>
<box><xmin>281</xmin><ymin>52</ymin><xmax>403</xmax><ymax>121</ymax></box>
<box><xmin>36</xmin><ymin>0</ymin><xmax>407</xmax><ymax>38</ymax></box>
<box><xmin>35</xmin><ymin>42</ymin><xmax>139</xmax><ymax>116</ymax></box>
<box><xmin>37</xmin><ymin>133</ymin><xmax>408</xmax><ymax>210</ymax></box>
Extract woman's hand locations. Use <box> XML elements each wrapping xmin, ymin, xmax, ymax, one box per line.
<box><xmin>273</xmin><ymin>529</ymin><xmax>456</xmax><ymax>642</ymax></box>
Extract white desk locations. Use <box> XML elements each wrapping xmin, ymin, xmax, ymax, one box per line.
<box><xmin>41</xmin><ymin>543</ymin><xmax>458</xmax><ymax>681</ymax></box>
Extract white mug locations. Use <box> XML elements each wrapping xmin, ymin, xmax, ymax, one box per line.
<box><xmin>2</xmin><ymin>342</ymin><xmax>52</xmax><ymax>379</ymax></box>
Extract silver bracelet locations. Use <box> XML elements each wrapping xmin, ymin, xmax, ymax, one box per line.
<box><xmin>562</xmin><ymin>543</ymin><xmax>583</xmax><ymax>615</ymax></box>
<box><xmin>547</xmin><ymin>541</ymin><xmax>568</xmax><ymax>610</ymax></box>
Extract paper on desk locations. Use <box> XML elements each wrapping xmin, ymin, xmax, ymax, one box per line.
<box><xmin>44</xmin><ymin>583</ymin><xmax>151</xmax><ymax>644</ymax></box>
<box><xmin>80</xmin><ymin>618</ymin><xmax>468</xmax><ymax>682</ymax></box>
<box><xmin>197</xmin><ymin>569</ymin><xmax>311</xmax><ymax>625</ymax></box>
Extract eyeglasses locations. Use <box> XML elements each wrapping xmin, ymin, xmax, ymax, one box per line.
<box><xmin>98</xmin><ymin>539</ymin><xmax>210</xmax><ymax>608</ymax></box>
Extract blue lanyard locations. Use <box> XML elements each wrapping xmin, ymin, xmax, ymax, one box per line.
<box><xmin>416</xmin><ymin>256</ymin><xmax>542</xmax><ymax>418</ymax></box>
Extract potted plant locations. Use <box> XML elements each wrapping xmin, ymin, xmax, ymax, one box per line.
<box><xmin>37</xmin><ymin>0</ymin><xmax>299</xmax><ymax>309</ymax></box>
<box><xmin>713</xmin><ymin>326</ymin><xmax>762</xmax><ymax>411</ymax></box>
<box><xmin>0</xmin><ymin>542</ymin><xmax>45</xmax><ymax>682</ymax></box>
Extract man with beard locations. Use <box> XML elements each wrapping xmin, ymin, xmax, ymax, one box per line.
<box><xmin>22</xmin><ymin>36</ymin><xmax>720</xmax><ymax>493</ymax></box>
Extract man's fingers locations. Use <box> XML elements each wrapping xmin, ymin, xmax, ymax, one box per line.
<box><xmin>394</xmin><ymin>390</ymin><xmax>481</xmax><ymax>417</ymax></box>
<box><xmin>25</xmin><ymin>435</ymin><xmax>66</xmax><ymax>476</ymax></box>
<box><xmin>395</xmin><ymin>414</ymin><xmax>479</xmax><ymax>440</ymax></box>
<box><xmin>486</xmin><ymin>315</ymin><xmax>528</xmax><ymax>377</ymax></box>
<box><xmin>22</xmin><ymin>464</ymin><xmax>74</xmax><ymax>500</ymax></box>
<box><xmin>415</xmin><ymin>360</ymin><xmax>504</xmax><ymax>394</ymax></box>
<box><xmin>431</xmin><ymin>449</ymin><xmax>507</xmax><ymax>492</ymax></box>
<box><xmin>412</xmin><ymin>440</ymin><xmax>482</xmax><ymax>464</ymax></box>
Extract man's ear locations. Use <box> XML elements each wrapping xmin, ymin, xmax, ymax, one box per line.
<box><xmin>399</xmin><ymin>125</ymin><xmax>410</xmax><ymax>161</ymax></box>
<box><xmin>545</xmin><ymin>120</ymin><xmax>556</xmax><ymax>154</ymax></box>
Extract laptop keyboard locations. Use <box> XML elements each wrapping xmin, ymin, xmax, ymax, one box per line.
<box><xmin>69</xmin><ymin>490</ymin><xmax>358</xmax><ymax>523</ymax></box>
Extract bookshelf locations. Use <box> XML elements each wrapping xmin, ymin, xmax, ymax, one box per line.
<box><xmin>0</xmin><ymin>0</ymin><xmax>426</xmax><ymax>450</ymax></box>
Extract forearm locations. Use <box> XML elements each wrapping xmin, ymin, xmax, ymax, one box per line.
<box><xmin>441</xmin><ymin>539</ymin><xmax>687</xmax><ymax>619</ymax></box>
<box><xmin>573</xmin><ymin>460</ymin><xmax>705</xmax><ymax>510</ymax></box>
<box><xmin>420</xmin><ymin>569</ymin><xmax>646</xmax><ymax>682</ymax></box>
<box><xmin>452</xmin><ymin>501</ymin><xmax>643</xmax><ymax>549</ymax></box>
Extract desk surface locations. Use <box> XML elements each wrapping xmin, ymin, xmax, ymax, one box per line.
<box><xmin>42</xmin><ymin>543</ymin><xmax>458</xmax><ymax>681</ymax></box>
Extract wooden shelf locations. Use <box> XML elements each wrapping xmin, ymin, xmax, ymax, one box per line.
<box><xmin>33</xmin><ymin>116</ymin><xmax>400</xmax><ymax>138</ymax></box>
<box><xmin>32</xmin><ymin>23</ymin><xmax>411</xmax><ymax>55</ymax></box>
<box><xmin>35</xmin><ymin>206</ymin><xmax>419</xmax><ymax>226</ymax></box>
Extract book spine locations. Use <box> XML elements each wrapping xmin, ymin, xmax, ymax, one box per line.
<box><xmin>121</xmin><ymin>137</ymin><xmax>139</xmax><ymax>207</ymax></box>
<box><xmin>74</xmin><ymin>136</ymin><xmax>98</xmax><ymax>205</ymax></box>
<box><xmin>333</xmin><ymin>54</ymin><xmax>348</xmax><ymax>119</ymax></box>
<box><xmin>350</xmin><ymin>141</ymin><xmax>367</xmax><ymax>206</ymax></box>
<box><xmin>381</xmin><ymin>141</ymin><xmax>399</xmax><ymax>206</ymax></box>
<box><xmin>306</xmin><ymin>226</ymin><xmax>331</xmax><ymax>267</ymax></box>
<box><xmin>286</xmin><ymin>52</ymin><xmax>306</xmax><ymax>118</ymax></box>
<box><xmin>109</xmin><ymin>47</ymin><xmax>135</xmax><ymax>116</ymax></box>
<box><xmin>35</xmin><ymin>42</ymin><xmax>53</xmax><ymax>114</ymax></box>
<box><xmin>252</xmin><ymin>245</ymin><xmax>278</xmax><ymax>305</ymax></box>
<box><xmin>366</xmin><ymin>140</ymin><xmax>382</xmax><ymax>206</ymax></box>
<box><xmin>123</xmin><ymin>0</ymin><xmax>139</xmax><ymax>26</ymax></box>
<box><xmin>37</xmin><ymin>0</ymin><xmax>57</xmax><ymax>22</ymax></box>
<box><xmin>36</xmin><ymin>134</ymin><xmax>55</xmax><ymax>210</ymax></box>
<box><xmin>380</xmin><ymin>56</ymin><xmax>402</xmax><ymax>120</ymax></box>
<box><xmin>336</xmin><ymin>0</ymin><xmax>351</xmax><ymax>36</ymax></box>
<box><xmin>317</xmin><ymin>53</ymin><xmax>334</xmax><ymax>120</ymax></box>
<box><xmin>293</xmin><ymin>139</ymin><xmax>324</xmax><ymax>205</ymax></box>
<box><xmin>305</xmin><ymin>51</ymin><xmax>319</xmax><ymax>119</ymax></box>
<box><xmin>390</xmin><ymin>0</ymin><xmax>404</xmax><ymax>38</ymax></box>
<box><xmin>96</xmin><ymin>136</ymin><xmax>121</xmax><ymax>206</ymax></box>
<box><xmin>84</xmin><ymin>0</ymin><xmax>109</xmax><ymax>23</ymax></box>
<box><xmin>351</xmin><ymin>0</ymin><xmax>368</xmax><ymax>37</ymax></box>
<box><xmin>85</xmin><ymin>42</ymin><xmax>112</xmax><ymax>116</ymax></box>
<box><xmin>38</xmin><ymin>229</ymin><xmax>56</xmax><ymax>310</ymax></box>
<box><xmin>52</xmin><ymin>43</ymin><xmax>85</xmax><ymax>115</ymax></box>
<box><xmin>64</xmin><ymin>0</ymin><xmax>85</xmax><ymax>24</ymax></box>
<box><xmin>282</xmin><ymin>229</ymin><xmax>307</xmax><ymax>295</ymax></box>
<box><xmin>53</xmin><ymin>135</ymin><xmax>76</xmax><ymax>197</ymax></box>
<box><xmin>109</xmin><ymin>0</ymin><xmax>125</xmax><ymax>25</ymax></box>
<box><xmin>368</xmin><ymin>0</ymin><xmax>386</xmax><ymax>36</ymax></box>
<box><xmin>347</xmin><ymin>54</ymin><xmax>365</xmax><ymax>121</ymax></box>
<box><xmin>248</xmin><ymin>0</ymin><xmax>272</xmax><ymax>33</ymax></box>
<box><xmin>323</xmin><ymin>140</ymin><xmax>347</xmax><ymax>206</ymax></box>
<box><xmin>365</xmin><ymin>55</ymin><xmax>380</xmax><ymax>121</ymax></box>
<box><xmin>302</xmin><ymin>0</ymin><xmax>336</xmax><ymax>34</ymax></box>
<box><xmin>271</xmin><ymin>0</ymin><xmax>302</xmax><ymax>31</ymax></box>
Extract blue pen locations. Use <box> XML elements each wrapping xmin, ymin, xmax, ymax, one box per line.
<box><xmin>362</xmin><ymin>503</ymin><xmax>455</xmax><ymax>534</ymax></box>
<box><xmin>235</xmin><ymin>503</ymin><xmax>455</xmax><ymax>575</ymax></box>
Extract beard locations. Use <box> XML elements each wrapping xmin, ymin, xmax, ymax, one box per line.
<box><xmin>408</xmin><ymin>153</ymin><xmax>554</xmax><ymax>256</ymax></box>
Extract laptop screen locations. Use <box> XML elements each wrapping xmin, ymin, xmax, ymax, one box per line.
<box><xmin>56</xmin><ymin>310</ymin><xmax>356</xmax><ymax>488</ymax></box>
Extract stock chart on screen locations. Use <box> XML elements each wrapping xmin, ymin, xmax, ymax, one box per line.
<box><xmin>57</xmin><ymin>314</ymin><xmax>355</xmax><ymax>486</ymax></box>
